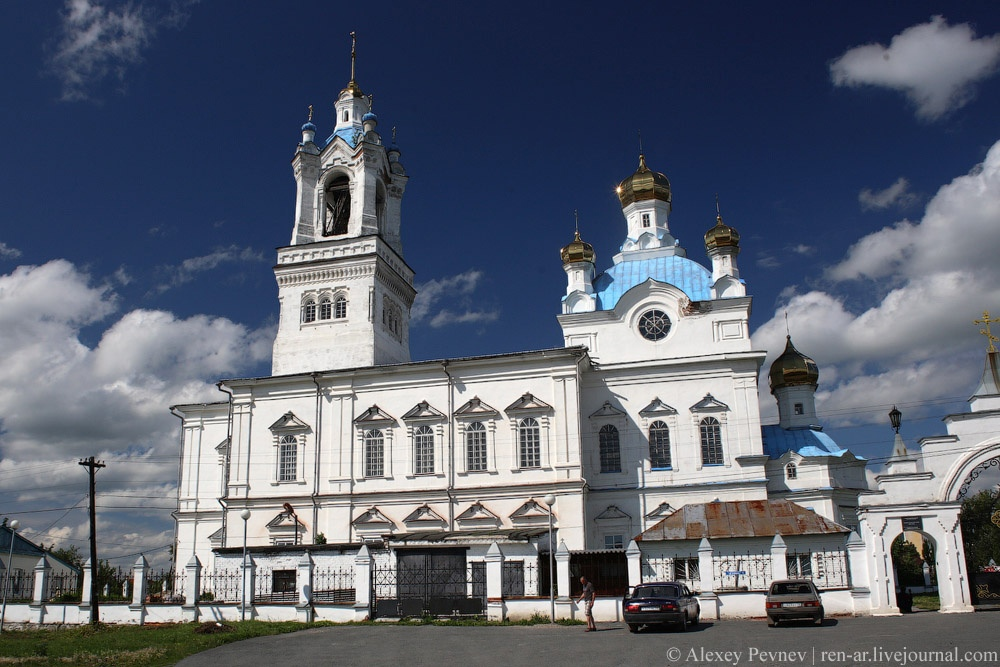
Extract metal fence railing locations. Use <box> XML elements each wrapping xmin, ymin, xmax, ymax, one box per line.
<box><xmin>712</xmin><ymin>552</ymin><xmax>773</xmax><ymax>592</ymax></box>
<box><xmin>199</xmin><ymin>569</ymin><xmax>241</xmax><ymax>603</ymax></box>
<box><xmin>313</xmin><ymin>566</ymin><xmax>355</xmax><ymax>604</ymax></box>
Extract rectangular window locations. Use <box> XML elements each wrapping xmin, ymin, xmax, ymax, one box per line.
<box><xmin>272</xmin><ymin>570</ymin><xmax>296</xmax><ymax>594</ymax></box>
<box><xmin>604</xmin><ymin>534</ymin><xmax>624</xmax><ymax>550</ymax></box>
<box><xmin>674</xmin><ymin>557</ymin><xmax>700</xmax><ymax>583</ymax></box>
<box><xmin>519</xmin><ymin>419</ymin><xmax>541</xmax><ymax>469</ymax></box>
<box><xmin>364</xmin><ymin>430</ymin><xmax>384</xmax><ymax>478</ymax></box>
<box><xmin>278</xmin><ymin>438</ymin><xmax>297</xmax><ymax>482</ymax></box>
<box><xmin>794</xmin><ymin>403</ymin><xmax>804</xmax><ymax>415</ymax></box>
<box><xmin>787</xmin><ymin>553</ymin><xmax>813</xmax><ymax>578</ymax></box>
<box><xmin>641</xmin><ymin>212</ymin><xmax>651</xmax><ymax>228</ymax></box>
<box><xmin>501</xmin><ymin>561</ymin><xmax>525</xmax><ymax>597</ymax></box>
<box><xmin>466</xmin><ymin>424</ymin><xmax>487</xmax><ymax>472</ymax></box>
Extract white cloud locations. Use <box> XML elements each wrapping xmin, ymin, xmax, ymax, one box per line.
<box><xmin>754</xmin><ymin>139</ymin><xmax>1000</xmax><ymax>427</ymax></box>
<box><xmin>154</xmin><ymin>245</ymin><xmax>266</xmax><ymax>293</ymax></box>
<box><xmin>412</xmin><ymin>270</ymin><xmax>499</xmax><ymax>327</ymax></box>
<box><xmin>830</xmin><ymin>16</ymin><xmax>1000</xmax><ymax>120</ymax></box>
<box><xmin>859</xmin><ymin>177</ymin><xmax>919</xmax><ymax>211</ymax></box>
<box><xmin>0</xmin><ymin>242</ymin><xmax>21</xmax><ymax>259</ymax></box>
<box><xmin>47</xmin><ymin>0</ymin><xmax>198</xmax><ymax>102</ymax></box>
<box><xmin>0</xmin><ymin>259</ymin><xmax>270</xmax><ymax>560</ymax></box>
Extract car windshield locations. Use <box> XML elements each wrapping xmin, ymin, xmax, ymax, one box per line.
<box><xmin>635</xmin><ymin>585</ymin><xmax>679</xmax><ymax>598</ymax></box>
<box><xmin>770</xmin><ymin>582</ymin><xmax>813</xmax><ymax>595</ymax></box>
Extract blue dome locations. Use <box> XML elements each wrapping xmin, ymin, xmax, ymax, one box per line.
<box><xmin>301</xmin><ymin>122</ymin><xmax>317</xmax><ymax>132</ymax></box>
<box><xmin>388</xmin><ymin>142</ymin><xmax>401</xmax><ymax>154</ymax></box>
<box><xmin>362</xmin><ymin>111</ymin><xmax>377</xmax><ymax>122</ymax></box>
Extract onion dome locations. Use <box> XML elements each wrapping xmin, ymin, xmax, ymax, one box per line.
<box><xmin>704</xmin><ymin>212</ymin><xmax>740</xmax><ymax>251</ymax></box>
<box><xmin>342</xmin><ymin>78</ymin><xmax>364</xmax><ymax>98</ymax></box>
<box><xmin>301</xmin><ymin>121</ymin><xmax>317</xmax><ymax>132</ymax></box>
<box><xmin>616</xmin><ymin>154</ymin><xmax>671</xmax><ymax>209</ymax></box>
<box><xmin>362</xmin><ymin>111</ymin><xmax>377</xmax><ymax>123</ymax></box>
<box><xmin>769</xmin><ymin>336</ymin><xmax>819</xmax><ymax>393</ymax></box>
<box><xmin>560</xmin><ymin>230</ymin><xmax>596</xmax><ymax>265</ymax></box>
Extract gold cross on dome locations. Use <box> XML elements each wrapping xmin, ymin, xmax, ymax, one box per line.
<box><xmin>307</xmin><ymin>104</ymin><xmax>313</xmax><ymax>122</ymax></box>
<box><xmin>974</xmin><ymin>310</ymin><xmax>1000</xmax><ymax>353</ymax></box>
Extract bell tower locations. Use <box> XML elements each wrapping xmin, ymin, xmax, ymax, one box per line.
<box><xmin>272</xmin><ymin>34</ymin><xmax>415</xmax><ymax>375</ymax></box>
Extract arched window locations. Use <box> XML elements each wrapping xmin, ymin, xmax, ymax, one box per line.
<box><xmin>649</xmin><ymin>420</ymin><xmax>671</xmax><ymax>469</ymax></box>
<box><xmin>414</xmin><ymin>425</ymin><xmax>434</xmax><ymax>474</ymax></box>
<box><xmin>364</xmin><ymin>429</ymin><xmax>384</xmax><ymax>478</ymax></box>
<box><xmin>334</xmin><ymin>295</ymin><xmax>348</xmax><ymax>319</ymax></box>
<box><xmin>278</xmin><ymin>435</ymin><xmax>297</xmax><ymax>482</ymax></box>
<box><xmin>319</xmin><ymin>296</ymin><xmax>332</xmax><ymax>320</ymax></box>
<box><xmin>599</xmin><ymin>424</ymin><xmax>621</xmax><ymax>473</ymax></box>
<box><xmin>518</xmin><ymin>417</ymin><xmax>540</xmax><ymax>469</ymax></box>
<box><xmin>302</xmin><ymin>299</ymin><xmax>317</xmax><ymax>323</ymax></box>
<box><xmin>786</xmin><ymin>462</ymin><xmax>798</xmax><ymax>480</ymax></box>
<box><xmin>466</xmin><ymin>422</ymin><xmax>487</xmax><ymax>472</ymax></box>
<box><xmin>700</xmin><ymin>417</ymin><xmax>724</xmax><ymax>465</ymax></box>
<box><xmin>324</xmin><ymin>175</ymin><xmax>350</xmax><ymax>236</ymax></box>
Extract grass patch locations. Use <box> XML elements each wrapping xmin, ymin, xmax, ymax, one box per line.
<box><xmin>912</xmin><ymin>593</ymin><xmax>940</xmax><ymax>611</ymax></box>
<box><xmin>0</xmin><ymin>621</ymin><xmax>328</xmax><ymax>667</ymax></box>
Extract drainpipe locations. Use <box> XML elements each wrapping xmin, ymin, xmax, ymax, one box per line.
<box><xmin>442</xmin><ymin>361</ymin><xmax>455</xmax><ymax>531</ymax></box>
<box><xmin>217</xmin><ymin>382</ymin><xmax>236</xmax><ymax>547</ymax></box>
<box><xmin>169</xmin><ymin>407</ymin><xmax>187</xmax><ymax>565</ymax></box>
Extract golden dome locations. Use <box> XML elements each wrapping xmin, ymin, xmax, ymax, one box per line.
<box><xmin>341</xmin><ymin>78</ymin><xmax>364</xmax><ymax>98</ymax></box>
<box><xmin>704</xmin><ymin>213</ymin><xmax>740</xmax><ymax>251</ymax></box>
<box><xmin>560</xmin><ymin>230</ymin><xmax>596</xmax><ymax>265</ymax></box>
<box><xmin>616</xmin><ymin>154</ymin><xmax>671</xmax><ymax>209</ymax></box>
<box><xmin>769</xmin><ymin>336</ymin><xmax>819</xmax><ymax>394</ymax></box>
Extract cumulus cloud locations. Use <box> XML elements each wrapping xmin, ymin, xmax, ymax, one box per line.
<box><xmin>412</xmin><ymin>270</ymin><xmax>499</xmax><ymax>327</ymax></box>
<box><xmin>830</xmin><ymin>16</ymin><xmax>1000</xmax><ymax>120</ymax></box>
<box><xmin>0</xmin><ymin>242</ymin><xmax>21</xmax><ymax>259</ymax></box>
<box><xmin>0</xmin><ymin>259</ymin><xmax>271</xmax><ymax>560</ymax></box>
<box><xmin>754</xmin><ymin>139</ymin><xmax>1000</xmax><ymax>426</ymax></box>
<box><xmin>859</xmin><ymin>177</ymin><xmax>920</xmax><ymax>211</ymax></box>
<box><xmin>153</xmin><ymin>245</ymin><xmax>266</xmax><ymax>293</ymax></box>
<box><xmin>47</xmin><ymin>0</ymin><xmax>198</xmax><ymax>102</ymax></box>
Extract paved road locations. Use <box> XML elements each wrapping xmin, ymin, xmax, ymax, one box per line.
<box><xmin>176</xmin><ymin>611</ymin><xmax>1000</xmax><ymax>667</ymax></box>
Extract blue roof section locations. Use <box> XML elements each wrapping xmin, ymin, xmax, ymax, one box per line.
<box><xmin>761</xmin><ymin>425</ymin><xmax>860</xmax><ymax>459</ymax></box>
<box><xmin>324</xmin><ymin>127</ymin><xmax>359</xmax><ymax>148</ymax></box>
<box><xmin>593</xmin><ymin>255</ymin><xmax>714</xmax><ymax>310</ymax></box>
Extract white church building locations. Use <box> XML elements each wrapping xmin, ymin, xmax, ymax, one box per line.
<box><xmin>169</xmin><ymin>54</ymin><xmax>990</xmax><ymax>620</ymax></box>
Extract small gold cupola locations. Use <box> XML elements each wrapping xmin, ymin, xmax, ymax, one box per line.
<box><xmin>769</xmin><ymin>335</ymin><xmax>819</xmax><ymax>394</ymax></box>
<box><xmin>560</xmin><ymin>230</ymin><xmax>596</xmax><ymax>265</ymax></box>
<box><xmin>705</xmin><ymin>211</ymin><xmax>740</xmax><ymax>251</ymax></box>
<box><xmin>616</xmin><ymin>154</ymin><xmax>671</xmax><ymax>209</ymax></box>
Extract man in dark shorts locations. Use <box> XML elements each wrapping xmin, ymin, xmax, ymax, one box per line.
<box><xmin>577</xmin><ymin>576</ymin><xmax>596</xmax><ymax>631</ymax></box>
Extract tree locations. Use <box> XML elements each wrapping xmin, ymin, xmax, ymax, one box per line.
<box><xmin>961</xmin><ymin>489</ymin><xmax>1000</xmax><ymax>572</ymax></box>
<box><xmin>891</xmin><ymin>535</ymin><xmax>924</xmax><ymax>588</ymax></box>
<box><xmin>49</xmin><ymin>544</ymin><xmax>85</xmax><ymax>570</ymax></box>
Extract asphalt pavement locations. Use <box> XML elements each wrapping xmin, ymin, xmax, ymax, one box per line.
<box><xmin>175</xmin><ymin>610</ymin><xmax>1000</xmax><ymax>667</ymax></box>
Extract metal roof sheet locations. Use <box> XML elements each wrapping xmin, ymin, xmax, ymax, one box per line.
<box><xmin>593</xmin><ymin>255</ymin><xmax>713</xmax><ymax>310</ymax></box>
<box><xmin>636</xmin><ymin>499</ymin><xmax>849</xmax><ymax>541</ymax></box>
<box><xmin>760</xmin><ymin>425</ymin><xmax>856</xmax><ymax>459</ymax></box>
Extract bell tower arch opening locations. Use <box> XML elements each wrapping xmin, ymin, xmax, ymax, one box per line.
<box><xmin>324</xmin><ymin>174</ymin><xmax>351</xmax><ymax>237</ymax></box>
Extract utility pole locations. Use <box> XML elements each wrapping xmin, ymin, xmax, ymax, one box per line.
<box><xmin>79</xmin><ymin>457</ymin><xmax>105</xmax><ymax>627</ymax></box>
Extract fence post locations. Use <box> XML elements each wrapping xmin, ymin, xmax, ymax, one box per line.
<box><xmin>626</xmin><ymin>540</ymin><xmax>642</xmax><ymax>588</ymax></box>
<box><xmin>554</xmin><ymin>539</ymin><xmax>572</xmax><ymax>619</ymax></box>
<box><xmin>770</xmin><ymin>534</ymin><xmax>788</xmax><ymax>581</ymax></box>
<box><xmin>79</xmin><ymin>557</ymin><xmax>93</xmax><ymax>615</ymax></box>
<box><xmin>30</xmin><ymin>555</ymin><xmax>51</xmax><ymax>624</ymax></box>
<box><xmin>696</xmin><ymin>538</ymin><xmax>719</xmax><ymax>620</ymax></box>
<box><xmin>241</xmin><ymin>552</ymin><xmax>255</xmax><ymax>620</ymax></box>
<box><xmin>846</xmin><ymin>531</ymin><xmax>870</xmax><ymax>615</ymax></box>
<box><xmin>183</xmin><ymin>556</ymin><xmax>201</xmax><ymax>622</ymax></box>
<box><xmin>296</xmin><ymin>551</ymin><xmax>313</xmax><ymax>623</ymax></box>
<box><xmin>353</xmin><ymin>544</ymin><xmax>372</xmax><ymax>620</ymax></box>
<box><xmin>131</xmin><ymin>555</ymin><xmax>149</xmax><ymax>625</ymax></box>
<box><xmin>485</xmin><ymin>542</ymin><xmax>504</xmax><ymax>622</ymax></box>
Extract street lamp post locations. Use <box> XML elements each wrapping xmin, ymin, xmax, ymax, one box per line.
<box><xmin>1</xmin><ymin>519</ymin><xmax>21</xmax><ymax>633</ymax></box>
<box><xmin>240</xmin><ymin>509</ymin><xmax>251</xmax><ymax>622</ymax></box>
<box><xmin>543</xmin><ymin>494</ymin><xmax>556</xmax><ymax>623</ymax></box>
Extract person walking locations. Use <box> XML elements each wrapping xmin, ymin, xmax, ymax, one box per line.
<box><xmin>577</xmin><ymin>576</ymin><xmax>597</xmax><ymax>631</ymax></box>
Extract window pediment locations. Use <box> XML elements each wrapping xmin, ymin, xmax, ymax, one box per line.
<box><xmin>265</xmin><ymin>510</ymin><xmax>306</xmax><ymax>530</ymax></box>
<box><xmin>589</xmin><ymin>401</ymin><xmax>626</xmax><ymax>420</ymax></box>
<box><xmin>456</xmin><ymin>501</ymin><xmax>500</xmax><ymax>523</ymax></box>
<box><xmin>595</xmin><ymin>505</ymin><xmax>631</xmax><ymax>521</ymax></box>
<box><xmin>402</xmin><ymin>504</ymin><xmax>447</xmax><ymax>525</ymax></box>
<box><xmin>510</xmin><ymin>498</ymin><xmax>552</xmax><ymax>521</ymax></box>
<box><xmin>352</xmin><ymin>506</ymin><xmax>394</xmax><ymax>527</ymax></box>
<box><xmin>269</xmin><ymin>411</ymin><xmax>311</xmax><ymax>433</ymax></box>
<box><xmin>401</xmin><ymin>400</ymin><xmax>446</xmax><ymax>422</ymax></box>
<box><xmin>505</xmin><ymin>392</ymin><xmax>552</xmax><ymax>415</ymax></box>
<box><xmin>355</xmin><ymin>405</ymin><xmax>398</xmax><ymax>427</ymax></box>
<box><xmin>454</xmin><ymin>396</ymin><xmax>499</xmax><ymax>419</ymax></box>
<box><xmin>690</xmin><ymin>393</ymin><xmax>729</xmax><ymax>412</ymax></box>
<box><xmin>639</xmin><ymin>398</ymin><xmax>677</xmax><ymax>417</ymax></box>
<box><xmin>644</xmin><ymin>502</ymin><xmax>675</xmax><ymax>520</ymax></box>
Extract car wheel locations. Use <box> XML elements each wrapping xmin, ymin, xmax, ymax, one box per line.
<box><xmin>628</xmin><ymin>623</ymin><xmax>639</xmax><ymax>633</ymax></box>
<box><xmin>679</xmin><ymin>612</ymin><xmax>689</xmax><ymax>632</ymax></box>
<box><xmin>768</xmin><ymin>618</ymin><xmax>777</xmax><ymax>627</ymax></box>
<box><xmin>690</xmin><ymin>609</ymin><xmax>699</xmax><ymax>628</ymax></box>
<box><xmin>814</xmin><ymin>611</ymin><xmax>824</xmax><ymax>626</ymax></box>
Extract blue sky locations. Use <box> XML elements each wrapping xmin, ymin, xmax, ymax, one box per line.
<box><xmin>2</xmin><ymin>1</ymin><xmax>1000</xmax><ymax>565</ymax></box>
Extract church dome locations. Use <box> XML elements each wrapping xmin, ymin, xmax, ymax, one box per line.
<box><xmin>704</xmin><ymin>212</ymin><xmax>740</xmax><ymax>251</ymax></box>
<box><xmin>617</xmin><ymin>154</ymin><xmax>671</xmax><ymax>209</ymax></box>
<box><xmin>769</xmin><ymin>336</ymin><xmax>819</xmax><ymax>393</ymax></box>
<box><xmin>560</xmin><ymin>230</ymin><xmax>596</xmax><ymax>265</ymax></box>
<box><xmin>362</xmin><ymin>111</ymin><xmax>377</xmax><ymax>122</ymax></box>
<box><xmin>301</xmin><ymin>121</ymin><xmax>317</xmax><ymax>132</ymax></box>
